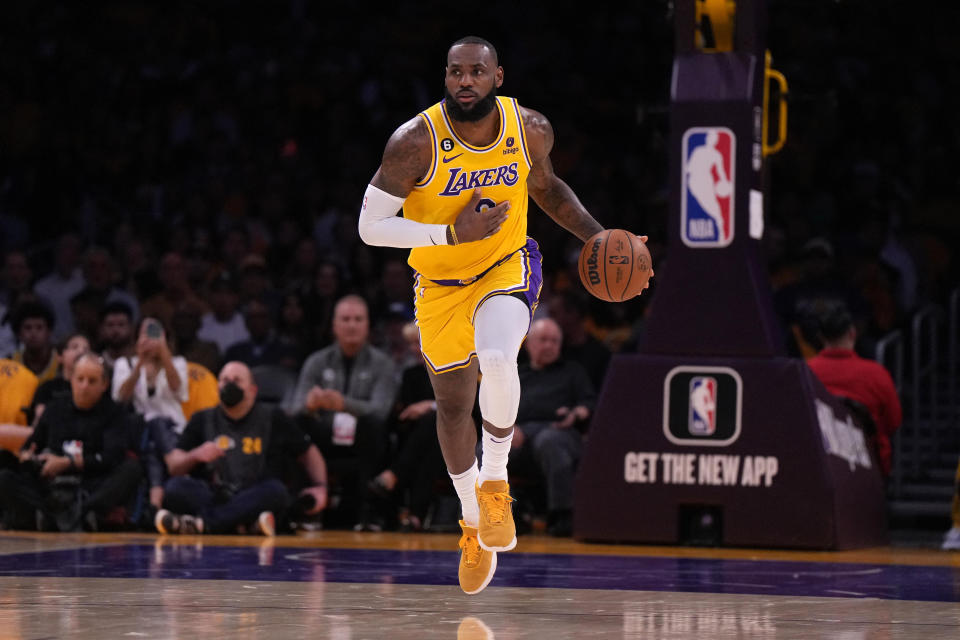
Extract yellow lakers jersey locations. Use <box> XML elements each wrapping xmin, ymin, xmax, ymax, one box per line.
<box><xmin>405</xmin><ymin>96</ymin><xmax>532</xmax><ymax>280</ymax></box>
<box><xmin>12</xmin><ymin>350</ymin><xmax>59</xmax><ymax>385</ymax></box>
<box><xmin>0</xmin><ymin>358</ymin><xmax>39</xmax><ymax>426</ymax></box>
<box><xmin>180</xmin><ymin>361</ymin><xmax>219</xmax><ymax>422</ymax></box>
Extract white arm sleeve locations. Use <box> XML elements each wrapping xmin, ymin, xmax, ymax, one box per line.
<box><xmin>358</xmin><ymin>184</ymin><xmax>450</xmax><ymax>248</ymax></box>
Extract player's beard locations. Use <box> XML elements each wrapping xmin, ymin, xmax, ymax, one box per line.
<box><xmin>444</xmin><ymin>85</ymin><xmax>497</xmax><ymax>122</ymax></box>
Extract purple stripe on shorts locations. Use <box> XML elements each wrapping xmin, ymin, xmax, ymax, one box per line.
<box><xmin>520</xmin><ymin>237</ymin><xmax>543</xmax><ymax>312</ymax></box>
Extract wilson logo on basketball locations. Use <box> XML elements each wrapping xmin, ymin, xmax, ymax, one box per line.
<box><xmin>585</xmin><ymin>237</ymin><xmax>602</xmax><ymax>285</ymax></box>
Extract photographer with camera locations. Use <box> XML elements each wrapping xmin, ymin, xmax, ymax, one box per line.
<box><xmin>0</xmin><ymin>353</ymin><xmax>142</xmax><ymax>531</ymax></box>
<box><xmin>112</xmin><ymin>317</ymin><xmax>188</xmax><ymax>511</ymax></box>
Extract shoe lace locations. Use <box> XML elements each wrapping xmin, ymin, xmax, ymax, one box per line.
<box><xmin>459</xmin><ymin>532</ymin><xmax>482</xmax><ymax>568</ymax></box>
<box><xmin>479</xmin><ymin>490</ymin><xmax>514</xmax><ymax>524</ymax></box>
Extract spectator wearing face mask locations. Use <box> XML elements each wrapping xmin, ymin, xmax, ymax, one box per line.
<box><xmin>155</xmin><ymin>361</ymin><xmax>327</xmax><ymax>536</ymax></box>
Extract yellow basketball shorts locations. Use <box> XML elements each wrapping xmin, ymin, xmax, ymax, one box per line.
<box><xmin>414</xmin><ymin>238</ymin><xmax>543</xmax><ymax>375</ymax></box>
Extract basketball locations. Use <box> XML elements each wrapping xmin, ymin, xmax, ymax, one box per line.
<box><xmin>578</xmin><ymin>229</ymin><xmax>653</xmax><ymax>302</ymax></box>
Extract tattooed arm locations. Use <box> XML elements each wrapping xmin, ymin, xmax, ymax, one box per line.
<box><xmin>522</xmin><ymin>107</ymin><xmax>604</xmax><ymax>242</ymax></box>
<box><xmin>370</xmin><ymin>117</ymin><xmax>433</xmax><ymax>198</ymax></box>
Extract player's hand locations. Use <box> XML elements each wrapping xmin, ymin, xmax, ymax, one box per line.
<box><xmin>511</xmin><ymin>427</ymin><xmax>525</xmax><ymax>449</ymax></box>
<box><xmin>452</xmin><ymin>188</ymin><xmax>510</xmax><ymax>243</ymax></box>
<box><xmin>635</xmin><ymin>233</ymin><xmax>654</xmax><ymax>292</ymax></box>
<box><xmin>193</xmin><ymin>441</ymin><xmax>226</xmax><ymax>463</ymax></box>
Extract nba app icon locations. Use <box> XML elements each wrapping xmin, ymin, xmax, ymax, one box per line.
<box><xmin>688</xmin><ymin>376</ymin><xmax>717</xmax><ymax>435</ymax></box>
<box><xmin>664</xmin><ymin>366</ymin><xmax>742</xmax><ymax>446</ymax></box>
<box><xmin>681</xmin><ymin>127</ymin><xmax>735</xmax><ymax>248</ymax></box>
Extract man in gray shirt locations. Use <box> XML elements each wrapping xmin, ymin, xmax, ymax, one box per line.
<box><xmin>293</xmin><ymin>294</ymin><xmax>396</xmax><ymax>529</ymax></box>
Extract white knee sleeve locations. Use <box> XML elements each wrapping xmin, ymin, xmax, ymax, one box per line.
<box><xmin>477</xmin><ymin>348</ymin><xmax>521</xmax><ymax>429</ymax></box>
<box><xmin>474</xmin><ymin>295</ymin><xmax>530</xmax><ymax>429</ymax></box>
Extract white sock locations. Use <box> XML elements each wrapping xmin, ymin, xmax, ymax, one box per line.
<box><xmin>478</xmin><ymin>428</ymin><xmax>513</xmax><ymax>485</ymax></box>
<box><xmin>449</xmin><ymin>459</ymin><xmax>480</xmax><ymax>528</ymax></box>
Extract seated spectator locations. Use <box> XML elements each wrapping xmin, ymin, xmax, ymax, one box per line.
<box><xmin>301</xmin><ymin>260</ymin><xmax>347</xmax><ymax>349</ymax></box>
<box><xmin>509</xmin><ymin>318</ymin><xmax>596</xmax><ymax>537</ymax></box>
<box><xmin>773</xmin><ymin>239</ymin><xmax>870</xmax><ymax>357</ymax></box>
<box><xmin>293</xmin><ymin>294</ymin><xmax>396</xmax><ymax>530</ymax></box>
<box><xmin>370</xmin><ymin>256</ymin><xmax>415</xmax><ymax>325</ymax></box>
<box><xmin>33</xmin><ymin>233</ymin><xmax>85</xmax><ymax>342</ymax></box>
<box><xmin>76</xmin><ymin>246</ymin><xmax>140</xmax><ymax>325</ymax></box>
<box><xmin>0</xmin><ymin>359</ymin><xmax>39</xmax><ymax>458</ymax></box>
<box><xmin>31</xmin><ymin>333</ymin><xmax>91</xmax><ymax>426</ymax></box>
<box><xmin>368</xmin><ymin>322</ymin><xmax>446</xmax><ymax>531</ymax></box>
<box><xmin>10</xmin><ymin>300</ymin><xmax>60</xmax><ymax>384</ymax></box>
<box><xmin>98</xmin><ymin>301</ymin><xmax>136</xmax><ymax>370</ymax></box>
<box><xmin>0</xmin><ymin>250</ymin><xmax>34</xmax><ymax>313</ymax></box>
<box><xmin>140</xmin><ymin>252</ymin><xmax>208</xmax><ymax>331</ymax></box>
<box><xmin>0</xmin><ymin>301</ymin><xmax>15</xmax><ymax>358</ymax></box>
<box><xmin>112</xmin><ymin>317</ymin><xmax>188</xmax><ymax>510</ymax></box>
<box><xmin>156</xmin><ymin>361</ymin><xmax>327</xmax><ymax>536</ymax></box>
<box><xmin>170</xmin><ymin>300</ymin><xmax>220</xmax><ymax>374</ymax></box>
<box><xmin>224</xmin><ymin>298</ymin><xmax>300</xmax><ymax>370</ymax></box>
<box><xmin>197</xmin><ymin>273</ymin><xmax>250</xmax><ymax>357</ymax></box>
<box><xmin>0</xmin><ymin>353</ymin><xmax>142</xmax><ymax>531</ymax></box>
<box><xmin>806</xmin><ymin>300</ymin><xmax>902</xmax><ymax>476</ymax></box>
<box><xmin>276</xmin><ymin>291</ymin><xmax>312</xmax><ymax>366</ymax></box>
<box><xmin>237</xmin><ymin>254</ymin><xmax>278</xmax><ymax>310</ymax></box>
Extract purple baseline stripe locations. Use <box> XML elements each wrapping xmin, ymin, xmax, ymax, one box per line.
<box><xmin>0</xmin><ymin>545</ymin><xmax>957</xmax><ymax>602</ymax></box>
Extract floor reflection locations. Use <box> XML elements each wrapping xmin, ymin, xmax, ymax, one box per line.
<box><xmin>457</xmin><ymin>616</ymin><xmax>495</xmax><ymax>640</ymax></box>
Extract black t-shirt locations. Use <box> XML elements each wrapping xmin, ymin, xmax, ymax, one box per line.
<box><xmin>25</xmin><ymin>394</ymin><xmax>131</xmax><ymax>477</ymax></box>
<box><xmin>177</xmin><ymin>403</ymin><xmax>312</xmax><ymax>490</ymax></box>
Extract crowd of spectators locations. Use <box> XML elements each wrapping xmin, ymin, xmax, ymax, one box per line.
<box><xmin>1</xmin><ymin>2</ymin><xmax>958</xmax><ymax>535</ymax></box>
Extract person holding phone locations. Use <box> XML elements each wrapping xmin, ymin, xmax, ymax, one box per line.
<box><xmin>112</xmin><ymin>317</ymin><xmax>188</xmax><ymax>511</ymax></box>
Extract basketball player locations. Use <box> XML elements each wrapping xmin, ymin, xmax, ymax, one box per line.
<box><xmin>359</xmin><ymin>36</ymin><xmax>643</xmax><ymax>594</ymax></box>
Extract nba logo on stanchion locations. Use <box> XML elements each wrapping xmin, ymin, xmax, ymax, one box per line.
<box><xmin>688</xmin><ymin>376</ymin><xmax>717</xmax><ymax>435</ymax></box>
<box><xmin>663</xmin><ymin>366</ymin><xmax>742</xmax><ymax>446</ymax></box>
<box><xmin>681</xmin><ymin>127</ymin><xmax>735</xmax><ymax>248</ymax></box>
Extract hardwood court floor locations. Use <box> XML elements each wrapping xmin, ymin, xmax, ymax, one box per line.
<box><xmin>0</xmin><ymin>530</ymin><xmax>958</xmax><ymax>639</ymax></box>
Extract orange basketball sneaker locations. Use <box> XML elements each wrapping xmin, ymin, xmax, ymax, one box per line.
<box><xmin>458</xmin><ymin>520</ymin><xmax>497</xmax><ymax>595</ymax></box>
<box><xmin>476</xmin><ymin>480</ymin><xmax>517</xmax><ymax>551</ymax></box>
